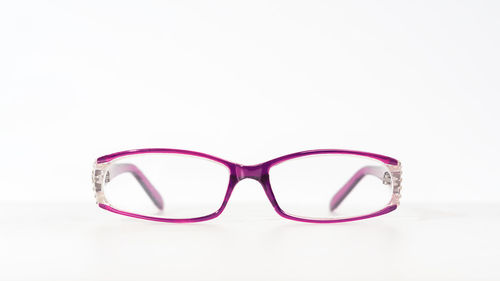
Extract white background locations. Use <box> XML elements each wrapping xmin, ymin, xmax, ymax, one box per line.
<box><xmin>1</xmin><ymin>1</ymin><xmax>499</xmax><ymax>280</ymax></box>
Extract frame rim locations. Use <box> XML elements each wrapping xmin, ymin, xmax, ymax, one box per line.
<box><xmin>93</xmin><ymin>148</ymin><xmax>400</xmax><ymax>223</ymax></box>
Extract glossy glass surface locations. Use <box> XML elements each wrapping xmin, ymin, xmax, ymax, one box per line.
<box><xmin>102</xmin><ymin>153</ymin><xmax>230</xmax><ymax>219</ymax></box>
<box><xmin>269</xmin><ymin>154</ymin><xmax>393</xmax><ymax>220</ymax></box>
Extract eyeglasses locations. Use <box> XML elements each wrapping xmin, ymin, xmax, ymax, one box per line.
<box><xmin>92</xmin><ymin>149</ymin><xmax>402</xmax><ymax>223</ymax></box>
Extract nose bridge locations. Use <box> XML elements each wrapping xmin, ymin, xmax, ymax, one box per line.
<box><xmin>235</xmin><ymin>164</ymin><xmax>265</xmax><ymax>181</ymax></box>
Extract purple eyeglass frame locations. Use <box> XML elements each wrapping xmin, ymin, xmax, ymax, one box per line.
<box><xmin>92</xmin><ymin>149</ymin><xmax>402</xmax><ymax>223</ymax></box>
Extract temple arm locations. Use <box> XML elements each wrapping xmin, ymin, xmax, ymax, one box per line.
<box><xmin>329</xmin><ymin>166</ymin><xmax>388</xmax><ymax>212</ymax></box>
<box><xmin>108</xmin><ymin>163</ymin><xmax>164</xmax><ymax>210</ymax></box>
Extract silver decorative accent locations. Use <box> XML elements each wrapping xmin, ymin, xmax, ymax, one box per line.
<box><xmin>92</xmin><ymin>162</ymin><xmax>110</xmax><ymax>204</ymax></box>
<box><xmin>387</xmin><ymin>163</ymin><xmax>402</xmax><ymax>205</ymax></box>
<box><xmin>382</xmin><ymin>172</ymin><xmax>391</xmax><ymax>185</ymax></box>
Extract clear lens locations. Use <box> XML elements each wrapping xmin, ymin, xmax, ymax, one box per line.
<box><xmin>269</xmin><ymin>154</ymin><xmax>393</xmax><ymax>220</ymax></box>
<box><xmin>102</xmin><ymin>153</ymin><xmax>230</xmax><ymax>219</ymax></box>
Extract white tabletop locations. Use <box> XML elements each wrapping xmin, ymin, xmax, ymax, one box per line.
<box><xmin>1</xmin><ymin>201</ymin><xmax>498</xmax><ymax>281</ymax></box>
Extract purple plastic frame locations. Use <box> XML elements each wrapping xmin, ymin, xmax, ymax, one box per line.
<box><xmin>92</xmin><ymin>149</ymin><xmax>402</xmax><ymax>223</ymax></box>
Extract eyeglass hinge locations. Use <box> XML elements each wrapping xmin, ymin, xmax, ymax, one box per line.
<box><xmin>388</xmin><ymin>166</ymin><xmax>402</xmax><ymax>194</ymax></box>
<box><xmin>92</xmin><ymin>163</ymin><xmax>110</xmax><ymax>192</ymax></box>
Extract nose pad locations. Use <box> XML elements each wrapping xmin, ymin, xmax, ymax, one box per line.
<box><xmin>228</xmin><ymin>173</ymin><xmax>277</xmax><ymax>219</ymax></box>
<box><xmin>233</xmin><ymin>164</ymin><xmax>276</xmax><ymax>207</ymax></box>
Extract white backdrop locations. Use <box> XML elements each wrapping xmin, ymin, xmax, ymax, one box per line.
<box><xmin>1</xmin><ymin>1</ymin><xmax>499</xmax><ymax>281</ymax></box>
